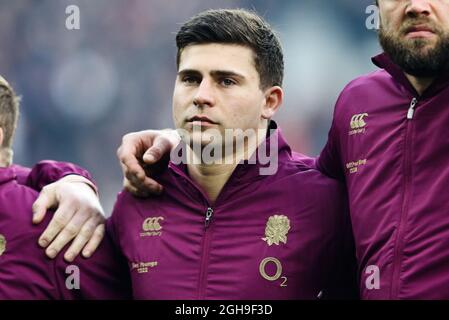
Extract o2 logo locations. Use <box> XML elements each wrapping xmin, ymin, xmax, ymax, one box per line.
<box><xmin>259</xmin><ymin>257</ymin><xmax>287</xmax><ymax>287</ymax></box>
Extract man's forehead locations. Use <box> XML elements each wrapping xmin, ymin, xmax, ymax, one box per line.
<box><xmin>181</xmin><ymin>42</ymin><xmax>253</xmax><ymax>54</ymax></box>
<box><xmin>178</xmin><ymin>43</ymin><xmax>256</xmax><ymax>74</ymax></box>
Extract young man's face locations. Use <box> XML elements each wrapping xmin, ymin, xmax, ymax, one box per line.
<box><xmin>172</xmin><ymin>43</ymin><xmax>272</xmax><ymax>150</ymax></box>
<box><xmin>378</xmin><ymin>0</ymin><xmax>449</xmax><ymax>76</ymax></box>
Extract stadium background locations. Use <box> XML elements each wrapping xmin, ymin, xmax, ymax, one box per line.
<box><xmin>0</xmin><ymin>0</ymin><xmax>377</xmax><ymax>214</ymax></box>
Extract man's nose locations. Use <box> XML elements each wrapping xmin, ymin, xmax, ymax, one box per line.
<box><xmin>193</xmin><ymin>79</ymin><xmax>215</xmax><ymax>108</ymax></box>
<box><xmin>406</xmin><ymin>0</ymin><xmax>431</xmax><ymax>18</ymax></box>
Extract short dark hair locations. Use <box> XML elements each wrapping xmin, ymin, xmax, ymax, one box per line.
<box><xmin>176</xmin><ymin>9</ymin><xmax>284</xmax><ymax>89</ymax></box>
<box><xmin>0</xmin><ymin>77</ymin><xmax>19</xmax><ymax>149</ymax></box>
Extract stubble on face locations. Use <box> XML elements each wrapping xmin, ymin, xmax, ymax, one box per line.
<box><xmin>379</xmin><ymin>16</ymin><xmax>449</xmax><ymax>77</ymax></box>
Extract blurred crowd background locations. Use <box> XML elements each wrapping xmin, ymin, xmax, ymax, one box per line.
<box><xmin>0</xmin><ymin>0</ymin><xmax>379</xmax><ymax>214</ymax></box>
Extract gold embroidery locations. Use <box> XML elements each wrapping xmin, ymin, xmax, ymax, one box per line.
<box><xmin>259</xmin><ymin>257</ymin><xmax>283</xmax><ymax>281</ymax></box>
<box><xmin>131</xmin><ymin>261</ymin><xmax>158</xmax><ymax>274</ymax></box>
<box><xmin>350</xmin><ymin>113</ymin><xmax>368</xmax><ymax>129</ymax></box>
<box><xmin>346</xmin><ymin>159</ymin><xmax>367</xmax><ymax>174</ymax></box>
<box><xmin>349</xmin><ymin>113</ymin><xmax>368</xmax><ymax>135</ymax></box>
<box><xmin>262</xmin><ymin>215</ymin><xmax>290</xmax><ymax>246</ymax></box>
<box><xmin>140</xmin><ymin>217</ymin><xmax>164</xmax><ymax>237</ymax></box>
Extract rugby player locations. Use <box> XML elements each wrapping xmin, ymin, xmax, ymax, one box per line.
<box><xmin>0</xmin><ymin>76</ymin><xmax>131</xmax><ymax>299</ymax></box>
<box><xmin>110</xmin><ymin>9</ymin><xmax>356</xmax><ymax>299</ymax></box>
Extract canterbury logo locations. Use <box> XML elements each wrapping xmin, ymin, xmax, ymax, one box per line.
<box><xmin>350</xmin><ymin>113</ymin><xmax>368</xmax><ymax>129</ymax></box>
<box><xmin>142</xmin><ymin>217</ymin><xmax>164</xmax><ymax>232</ymax></box>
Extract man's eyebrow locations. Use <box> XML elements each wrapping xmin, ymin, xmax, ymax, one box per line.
<box><xmin>210</xmin><ymin>70</ymin><xmax>245</xmax><ymax>79</ymax></box>
<box><xmin>177</xmin><ymin>69</ymin><xmax>245</xmax><ymax>79</ymax></box>
<box><xmin>177</xmin><ymin>69</ymin><xmax>201</xmax><ymax>76</ymax></box>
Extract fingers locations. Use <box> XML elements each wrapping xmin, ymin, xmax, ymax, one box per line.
<box><xmin>81</xmin><ymin>224</ymin><xmax>105</xmax><ymax>259</ymax></box>
<box><xmin>119</xmin><ymin>144</ymin><xmax>148</xmax><ymax>196</ymax></box>
<box><xmin>122</xmin><ymin>162</ymin><xmax>145</xmax><ymax>189</ymax></box>
<box><xmin>142</xmin><ymin>132</ymin><xmax>178</xmax><ymax>164</ymax></box>
<box><xmin>124</xmin><ymin>177</ymin><xmax>154</xmax><ymax>197</ymax></box>
<box><xmin>141</xmin><ymin>176</ymin><xmax>163</xmax><ymax>194</ymax></box>
<box><xmin>34</xmin><ymin>177</ymin><xmax>106</xmax><ymax>261</ymax></box>
<box><xmin>142</xmin><ymin>139</ymin><xmax>168</xmax><ymax>164</ymax></box>
<box><xmin>38</xmin><ymin>202</ymin><xmax>74</xmax><ymax>249</ymax></box>
<box><xmin>118</xmin><ymin>130</ymin><xmax>176</xmax><ymax>196</ymax></box>
<box><xmin>123</xmin><ymin>154</ymin><xmax>146</xmax><ymax>182</ymax></box>
<box><xmin>64</xmin><ymin>217</ymin><xmax>105</xmax><ymax>262</ymax></box>
<box><xmin>121</xmin><ymin>157</ymin><xmax>163</xmax><ymax>197</ymax></box>
<box><xmin>43</xmin><ymin>205</ymin><xmax>90</xmax><ymax>259</ymax></box>
<box><xmin>123</xmin><ymin>168</ymin><xmax>163</xmax><ymax>196</ymax></box>
<box><xmin>32</xmin><ymin>185</ymin><xmax>57</xmax><ymax>224</ymax></box>
<box><xmin>117</xmin><ymin>133</ymin><xmax>149</xmax><ymax>181</ymax></box>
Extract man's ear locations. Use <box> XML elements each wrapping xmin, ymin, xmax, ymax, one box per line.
<box><xmin>261</xmin><ymin>86</ymin><xmax>283</xmax><ymax>120</ymax></box>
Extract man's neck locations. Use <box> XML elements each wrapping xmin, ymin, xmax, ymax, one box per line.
<box><xmin>405</xmin><ymin>73</ymin><xmax>435</xmax><ymax>96</ymax></box>
<box><xmin>186</xmin><ymin>128</ymin><xmax>267</xmax><ymax>204</ymax></box>
<box><xmin>187</xmin><ymin>162</ymin><xmax>238</xmax><ymax>205</ymax></box>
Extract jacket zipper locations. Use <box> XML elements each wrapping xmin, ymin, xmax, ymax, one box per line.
<box><xmin>406</xmin><ymin>98</ymin><xmax>417</xmax><ymax>119</ymax></box>
<box><xmin>198</xmin><ymin>207</ymin><xmax>214</xmax><ymax>299</ymax></box>
<box><xmin>391</xmin><ymin>97</ymin><xmax>417</xmax><ymax>299</ymax></box>
<box><xmin>168</xmin><ymin>163</ymin><xmax>233</xmax><ymax>299</ymax></box>
<box><xmin>205</xmin><ymin>207</ymin><xmax>214</xmax><ymax>228</ymax></box>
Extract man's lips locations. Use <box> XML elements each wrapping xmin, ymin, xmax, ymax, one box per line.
<box><xmin>405</xmin><ymin>25</ymin><xmax>435</xmax><ymax>38</ymax></box>
<box><xmin>187</xmin><ymin>116</ymin><xmax>218</xmax><ymax>125</ymax></box>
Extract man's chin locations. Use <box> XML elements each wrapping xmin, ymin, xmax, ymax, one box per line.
<box><xmin>185</xmin><ymin>133</ymin><xmax>222</xmax><ymax>148</ymax></box>
<box><xmin>380</xmin><ymin>29</ymin><xmax>449</xmax><ymax>77</ymax></box>
<box><xmin>404</xmin><ymin>38</ymin><xmax>437</xmax><ymax>51</ymax></box>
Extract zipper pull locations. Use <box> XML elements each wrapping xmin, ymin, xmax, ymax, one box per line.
<box><xmin>407</xmin><ymin>98</ymin><xmax>418</xmax><ymax>119</ymax></box>
<box><xmin>205</xmin><ymin>207</ymin><xmax>213</xmax><ymax>228</ymax></box>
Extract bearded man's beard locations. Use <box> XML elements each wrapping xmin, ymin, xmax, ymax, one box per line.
<box><xmin>378</xmin><ymin>18</ymin><xmax>449</xmax><ymax>78</ymax></box>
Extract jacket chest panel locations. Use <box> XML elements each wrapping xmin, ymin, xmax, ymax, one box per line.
<box><xmin>121</xmin><ymin>198</ymin><xmax>338</xmax><ymax>299</ymax></box>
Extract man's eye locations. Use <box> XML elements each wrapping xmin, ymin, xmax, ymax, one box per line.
<box><xmin>221</xmin><ymin>78</ymin><xmax>236</xmax><ymax>86</ymax></box>
<box><xmin>182</xmin><ymin>76</ymin><xmax>200</xmax><ymax>84</ymax></box>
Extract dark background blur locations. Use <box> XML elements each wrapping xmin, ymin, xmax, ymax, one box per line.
<box><xmin>0</xmin><ymin>0</ymin><xmax>379</xmax><ymax>214</ymax></box>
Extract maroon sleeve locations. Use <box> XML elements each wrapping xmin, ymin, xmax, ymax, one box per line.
<box><xmin>24</xmin><ymin>160</ymin><xmax>96</xmax><ymax>192</ymax></box>
<box><xmin>315</xmin><ymin>178</ymin><xmax>358</xmax><ymax>300</ymax></box>
<box><xmin>10</xmin><ymin>164</ymin><xmax>31</xmax><ymax>185</ymax></box>
<box><xmin>316</xmin><ymin>99</ymin><xmax>345</xmax><ymax>181</ymax></box>
<box><xmin>106</xmin><ymin>191</ymin><xmax>131</xmax><ymax>251</ymax></box>
<box><xmin>324</xmin><ymin>197</ymin><xmax>359</xmax><ymax>300</ymax></box>
<box><xmin>53</xmin><ymin>232</ymin><xmax>132</xmax><ymax>300</ymax></box>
